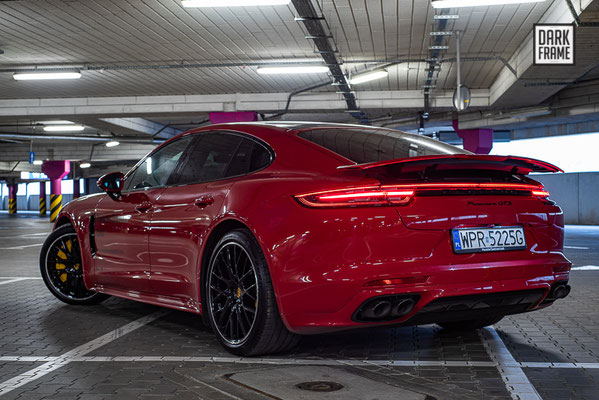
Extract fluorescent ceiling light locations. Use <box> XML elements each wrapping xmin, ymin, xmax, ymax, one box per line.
<box><xmin>432</xmin><ymin>0</ymin><xmax>545</xmax><ymax>8</ymax></box>
<box><xmin>266</xmin><ymin>58</ymin><xmax>323</xmax><ymax>64</ymax></box>
<box><xmin>349</xmin><ymin>70</ymin><xmax>389</xmax><ymax>85</ymax></box>
<box><xmin>33</xmin><ymin>160</ymin><xmax>43</xmax><ymax>165</ymax></box>
<box><xmin>257</xmin><ymin>66</ymin><xmax>329</xmax><ymax>74</ymax></box>
<box><xmin>40</xmin><ymin>120</ymin><xmax>74</xmax><ymax>125</ymax></box>
<box><xmin>429</xmin><ymin>45</ymin><xmax>449</xmax><ymax>50</ymax></box>
<box><xmin>13</xmin><ymin>72</ymin><xmax>81</xmax><ymax>81</ymax></box>
<box><xmin>508</xmin><ymin>107</ymin><xmax>552</xmax><ymax>119</ymax></box>
<box><xmin>430</xmin><ymin>31</ymin><xmax>453</xmax><ymax>36</ymax></box>
<box><xmin>106</xmin><ymin>141</ymin><xmax>120</xmax><ymax>147</ymax></box>
<box><xmin>43</xmin><ymin>125</ymin><xmax>85</xmax><ymax>132</ymax></box>
<box><xmin>434</xmin><ymin>15</ymin><xmax>459</xmax><ymax>19</ymax></box>
<box><xmin>182</xmin><ymin>0</ymin><xmax>290</xmax><ymax>7</ymax></box>
<box><xmin>80</xmin><ymin>163</ymin><xmax>91</xmax><ymax>168</ymax></box>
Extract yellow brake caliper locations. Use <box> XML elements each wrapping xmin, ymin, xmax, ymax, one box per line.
<box><xmin>56</xmin><ymin>241</ymin><xmax>69</xmax><ymax>282</ymax></box>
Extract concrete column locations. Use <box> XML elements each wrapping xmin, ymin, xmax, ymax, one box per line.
<box><xmin>452</xmin><ymin>120</ymin><xmax>493</xmax><ymax>154</ymax></box>
<box><xmin>41</xmin><ymin>161</ymin><xmax>70</xmax><ymax>223</ymax></box>
<box><xmin>73</xmin><ymin>178</ymin><xmax>80</xmax><ymax>199</ymax></box>
<box><xmin>39</xmin><ymin>181</ymin><xmax>47</xmax><ymax>216</ymax></box>
<box><xmin>7</xmin><ymin>182</ymin><xmax>17</xmax><ymax>215</ymax></box>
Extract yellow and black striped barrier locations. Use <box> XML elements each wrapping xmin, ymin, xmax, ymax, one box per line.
<box><xmin>50</xmin><ymin>194</ymin><xmax>62</xmax><ymax>222</ymax></box>
<box><xmin>8</xmin><ymin>198</ymin><xmax>17</xmax><ymax>214</ymax></box>
<box><xmin>39</xmin><ymin>196</ymin><xmax>47</xmax><ymax>216</ymax></box>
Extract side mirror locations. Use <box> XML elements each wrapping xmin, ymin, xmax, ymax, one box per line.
<box><xmin>97</xmin><ymin>172</ymin><xmax>124</xmax><ymax>200</ymax></box>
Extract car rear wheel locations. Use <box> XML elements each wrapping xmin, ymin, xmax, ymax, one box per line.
<box><xmin>40</xmin><ymin>224</ymin><xmax>109</xmax><ymax>305</ymax></box>
<box><xmin>437</xmin><ymin>315</ymin><xmax>504</xmax><ymax>330</ymax></box>
<box><xmin>206</xmin><ymin>229</ymin><xmax>299</xmax><ymax>356</ymax></box>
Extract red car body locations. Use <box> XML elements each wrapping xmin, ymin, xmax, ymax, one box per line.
<box><xmin>54</xmin><ymin>123</ymin><xmax>571</xmax><ymax>334</ymax></box>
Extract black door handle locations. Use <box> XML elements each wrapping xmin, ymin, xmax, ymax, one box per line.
<box><xmin>135</xmin><ymin>202</ymin><xmax>152</xmax><ymax>213</ymax></box>
<box><xmin>194</xmin><ymin>195</ymin><xmax>214</xmax><ymax>208</ymax></box>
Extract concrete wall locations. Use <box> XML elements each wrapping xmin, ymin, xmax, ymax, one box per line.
<box><xmin>535</xmin><ymin>172</ymin><xmax>599</xmax><ymax>225</ymax></box>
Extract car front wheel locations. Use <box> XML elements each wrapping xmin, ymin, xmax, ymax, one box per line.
<box><xmin>205</xmin><ymin>229</ymin><xmax>299</xmax><ymax>356</ymax></box>
<box><xmin>40</xmin><ymin>224</ymin><xmax>109</xmax><ymax>305</ymax></box>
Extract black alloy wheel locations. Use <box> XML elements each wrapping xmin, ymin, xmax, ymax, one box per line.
<box><xmin>40</xmin><ymin>224</ymin><xmax>109</xmax><ymax>305</ymax></box>
<box><xmin>208</xmin><ymin>241</ymin><xmax>259</xmax><ymax>346</ymax></box>
<box><xmin>206</xmin><ymin>229</ymin><xmax>299</xmax><ymax>355</ymax></box>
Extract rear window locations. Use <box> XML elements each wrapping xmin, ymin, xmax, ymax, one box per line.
<box><xmin>297</xmin><ymin>127</ymin><xmax>469</xmax><ymax>164</ymax></box>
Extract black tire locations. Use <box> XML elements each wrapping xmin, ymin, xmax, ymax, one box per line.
<box><xmin>205</xmin><ymin>229</ymin><xmax>299</xmax><ymax>356</ymax></box>
<box><xmin>438</xmin><ymin>315</ymin><xmax>504</xmax><ymax>331</ymax></box>
<box><xmin>40</xmin><ymin>224</ymin><xmax>109</xmax><ymax>305</ymax></box>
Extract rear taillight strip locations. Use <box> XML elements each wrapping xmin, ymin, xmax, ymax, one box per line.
<box><xmin>295</xmin><ymin>183</ymin><xmax>549</xmax><ymax>208</ymax></box>
<box><xmin>295</xmin><ymin>186</ymin><xmax>414</xmax><ymax>208</ymax></box>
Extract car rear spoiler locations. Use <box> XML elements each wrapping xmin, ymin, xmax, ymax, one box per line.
<box><xmin>337</xmin><ymin>155</ymin><xmax>563</xmax><ymax>175</ymax></box>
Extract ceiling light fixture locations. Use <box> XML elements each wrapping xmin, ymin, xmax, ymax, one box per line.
<box><xmin>430</xmin><ymin>31</ymin><xmax>453</xmax><ymax>36</ymax></box>
<box><xmin>106</xmin><ymin>141</ymin><xmax>120</xmax><ymax>148</ymax></box>
<box><xmin>182</xmin><ymin>0</ymin><xmax>290</xmax><ymax>7</ymax></box>
<box><xmin>40</xmin><ymin>120</ymin><xmax>75</xmax><ymax>125</ymax></box>
<box><xmin>33</xmin><ymin>160</ymin><xmax>43</xmax><ymax>165</ymax></box>
<box><xmin>434</xmin><ymin>15</ymin><xmax>460</xmax><ymax>19</ymax></box>
<box><xmin>43</xmin><ymin>125</ymin><xmax>85</xmax><ymax>132</ymax></box>
<box><xmin>429</xmin><ymin>45</ymin><xmax>449</xmax><ymax>50</ymax></box>
<box><xmin>80</xmin><ymin>162</ymin><xmax>91</xmax><ymax>168</ymax></box>
<box><xmin>349</xmin><ymin>70</ymin><xmax>389</xmax><ymax>85</ymax></box>
<box><xmin>257</xmin><ymin>66</ymin><xmax>329</xmax><ymax>74</ymax></box>
<box><xmin>431</xmin><ymin>0</ymin><xmax>545</xmax><ymax>8</ymax></box>
<box><xmin>13</xmin><ymin>72</ymin><xmax>82</xmax><ymax>81</ymax></box>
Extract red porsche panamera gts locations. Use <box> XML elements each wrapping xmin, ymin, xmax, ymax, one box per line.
<box><xmin>40</xmin><ymin>122</ymin><xmax>572</xmax><ymax>355</ymax></box>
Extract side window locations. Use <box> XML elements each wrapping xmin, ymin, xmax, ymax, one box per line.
<box><xmin>224</xmin><ymin>138</ymin><xmax>272</xmax><ymax>178</ymax></box>
<box><xmin>124</xmin><ymin>136</ymin><xmax>193</xmax><ymax>192</ymax></box>
<box><xmin>172</xmin><ymin>132</ymin><xmax>273</xmax><ymax>186</ymax></box>
<box><xmin>174</xmin><ymin>132</ymin><xmax>242</xmax><ymax>186</ymax></box>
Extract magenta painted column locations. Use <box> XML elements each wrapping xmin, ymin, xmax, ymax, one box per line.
<box><xmin>7</xmin><ymin>182</ymin><xmax>17</xmax><ymax>215</ymax></box>
<box><xmin>39</xmin><ymin>181</ymin><xmax>47</xmax><ymax>216</ymax></box>
<box><xmin>42</xmin><ymin>161</ymin><xmax>70</xmax><ymax>222</ymax></box>
<box><xmin>452</xmin><ymin>120</ymin><xmax>493</xmax><ymax>154</ymax></box>
<box><xmin>73</xmin><ymin>178</ymin><xmax>80</xmax><ymax>199</ymax></box>
<box><xmin>209</xmin><ymin>112</ymin><xmax>258</xmax><ymax>124</ymax></box>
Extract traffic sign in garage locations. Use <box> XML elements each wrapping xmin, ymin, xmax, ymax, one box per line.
<box><xmin>0</xmin><ymin>1</ymin><xmax>598</xmax><ymax>399</ymax></box>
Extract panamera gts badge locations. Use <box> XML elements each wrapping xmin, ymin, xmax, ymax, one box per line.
<box><xmin>468</xmin><ymin>201</ymin><xmax>512</xmax><ymax>206</ymax></box>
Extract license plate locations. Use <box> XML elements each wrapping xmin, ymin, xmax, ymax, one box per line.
<box><xmin>451</xmin><ymin>226</ymin><xmax>526</xmax><ymax>254</ymax></box>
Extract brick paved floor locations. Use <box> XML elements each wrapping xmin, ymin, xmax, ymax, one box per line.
<box><xmin>0</xmin><ymin>213</ymin><xmax>598</xmax><ymax>400</ymax></box>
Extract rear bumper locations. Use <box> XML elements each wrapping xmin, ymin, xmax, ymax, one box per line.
<box><xmin>282</xmin><ymin>257</ymin><xmax>571</xmax><ymax>334</ymax></box>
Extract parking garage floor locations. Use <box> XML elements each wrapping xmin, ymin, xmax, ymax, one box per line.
<box><xmin>0</xmin><ymin>213</ymin><xmax>597</xmax><ymax>400</ymax></box>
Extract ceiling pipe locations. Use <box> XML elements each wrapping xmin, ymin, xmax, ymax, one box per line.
<box><xmin>265</xmin><ymin>80</ymin><xmax>332</xmax><ymax>120</ymax></box>
<box><xmin>0</xmin><ymin>56</ymin><xmax>519</xmax><ymax>77</ymax></box>
<box><xmin>0</xmin><ymin>133</ymin><xmax>164</xmax><ymax>144</ymax></box>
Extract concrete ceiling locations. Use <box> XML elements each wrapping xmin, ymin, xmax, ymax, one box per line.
<box><xmin>1</xmin><ymin>0</ymin><xmax>599</xmax><ymax>177</ymax></box>
<box><xmin>0</xmin><ymin>0</ymin><xmax>554</xmax><ymax>97</ymax></box>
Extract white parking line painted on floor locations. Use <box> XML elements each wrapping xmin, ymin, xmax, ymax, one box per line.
<box><xmin>572</xmin><ymin>265</ymin><xmax>599</xmax><ymax>271</ymax></box>
<box><xmin>564</xmin><ymin>246</ymin><xmax>590</xmax><ymax>250</ymax></box>
<box><xmin>480</xmin><ymin>327</ymin><xmax>543</xmax><ymax>400</ymax></box>
<box><xmin>0</xmin><ymin>243</ymin><xmax>44</xmax><ymax>250</ymax></box>
<box><xmin>2</xmin><ymin>355</ymin><xmax>597</xmax><ymax>368</ymax></box>
<box><xmin>0</xmin><ymin>310</ymin><xmax>169</xmax><ymax>397</ymax></box>
<box><xmin>2</xmin><ymin>354</ymin><xmax>599</xmax><ymax>370</ymax></box>
<box><xmin>0</xmin><ymin>278</ymin><xmax>28</xmax><ymax>286</ymax></box>
<box><xmin>0</xmin><ymin>277</ymin><xmax>41</xmax><ymax>280</ymax></box>
<box><xmin>0</xmin><ymin>277</ymin><xmax>42</xmax><ymax>286</ymax></box>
